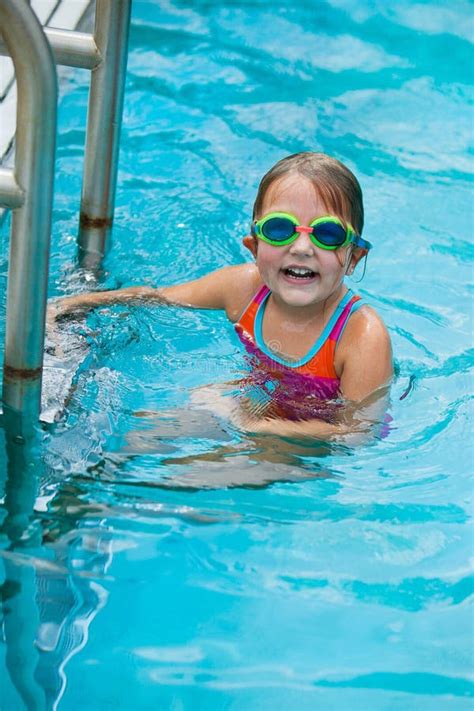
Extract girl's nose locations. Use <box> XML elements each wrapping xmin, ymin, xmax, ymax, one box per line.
<box><xmin>289</xmin><ymin>227</ymin><xmax>315</xmax><ymax>255</ymax></box>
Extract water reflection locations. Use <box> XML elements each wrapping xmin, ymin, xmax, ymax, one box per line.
<box><xmin>80</xmin><ymin>405</ymin><xmax>337</xmax><ymax>491</ymax></box>
<box><xmin>0</xmin><ymin>410</ymin><xmax>110</xmax><ymax>711</ymax></box>
<box><xmin>0</xmin><ymin>402</ymin><xmax>336</xmax><ymax>709</ymax></box>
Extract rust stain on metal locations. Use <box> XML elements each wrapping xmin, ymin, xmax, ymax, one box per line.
<box><xmin>80</xmin><ymin>213</ymin><xmax>113</xmax><ymax>229</ymax></box>
<box><xmin>3</xmin><ymin>365</ymin><xmax>42</xmax><ymax>381</ymax></box>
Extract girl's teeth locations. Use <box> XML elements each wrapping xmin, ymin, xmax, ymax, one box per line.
<box><xmin>285</xmin><ymin>267</ymin><xmax>315</xmax><ymax>278</ymax></box>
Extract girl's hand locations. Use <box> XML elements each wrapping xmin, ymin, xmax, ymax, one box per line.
<box><xmin>46</xmin><ymin>301</ymin><xmax>60</xmax><ymax>330</ymax></box>
<box><xmin>45</xmin><ymin>301</ymin><xmax>65</xmax><ymax>358</ymax></box>
<box><xmin>45</xmin><ymin>297</ymin><xmax>89</xmax><ymax>357</ymax></box>
<box><xmin>237</xmin><ymin>408</ymin><xmax>377</xmax><ymax>443</ymax></box>
<box><xmin>234</xmin><ymin>410</ymin><xmax>291</xmax><ymax>437</ymax></box>
<box><xmin>239</xmin><ymin>416</ymin><xmax>279</xmax><ymax>435</ymax></box>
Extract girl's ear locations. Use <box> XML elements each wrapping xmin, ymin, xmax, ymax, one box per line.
<box><xmin>346</xmin><ymin>247</ymin><xmax>367</xmax><ymax>275</ymax></box>
<box><xmin>243</xmin><ymin>235</ymin><xmax>258</xmax><ymax>258</ymax></box>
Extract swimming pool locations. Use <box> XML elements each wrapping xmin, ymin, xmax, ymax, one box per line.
<box><xmin>1</xmin><ymin>1</ymin><xmax>473</xmax><ymax>709</ymax></box>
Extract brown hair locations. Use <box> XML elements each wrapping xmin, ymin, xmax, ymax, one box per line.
<box><xmin>252</xmin><ymin>152</ymin><xmax>364</xmax><ymax>235</ymax></box>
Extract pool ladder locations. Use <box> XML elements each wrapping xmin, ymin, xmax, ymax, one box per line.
<box><xmin>0</xmin><ymin>0</ymin><xmax>131</xmax><ymax>424</ymax></box>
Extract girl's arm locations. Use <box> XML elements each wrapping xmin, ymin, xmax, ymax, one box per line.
<box><xmin>243</xmin><ymin>389</ymin><xmax>390</xmax><ymax>444</ymax></box>
<box><xmin>48</xmin><ymin>263</ymin><xmax>260</xmax><ymax>323</ymax></box>
<box><xmin>336</xmin><ymin>305</ymin><xmax>393</xmax><ymax>403</ymax></box>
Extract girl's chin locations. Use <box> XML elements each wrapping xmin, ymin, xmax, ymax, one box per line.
<box><xmin>274</xmin><ymin>289</ymin><xmax>322</xmax><ymax>309</ymax></box>
<box><xmin>277</xmin><ymin>274</ymin><xmax>321</xmax><ymax>298</ymax></box>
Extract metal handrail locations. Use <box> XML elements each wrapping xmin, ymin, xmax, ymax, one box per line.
<box><xmin>0</xmin><ymin>0</ymin><xmax>132</xmax><ymax>420</ymax></box>
<box><xmin>0</xmin><ymin>0</ymin><xmax>132</xmax><ymax>264</ymax></box>
<box><xmin>0</xmin><ymin>0</ymin><xmax>57</xmax><ymax>422</ymax></box>
<box><xmin>78</xmin><ymin>0</ymin><xmax>132</xmax><ymax>268</ymax></box>
<box><xmin>0</xmin><ymin>26</ymin><xmax>101</xmax><ymax>69</ymax></box>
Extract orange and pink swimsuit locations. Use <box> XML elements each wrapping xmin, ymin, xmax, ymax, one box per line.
<box><xmin>234</xmin><ymin>286</ymin><xmax>364</xmax><ymax>421</ymax></box>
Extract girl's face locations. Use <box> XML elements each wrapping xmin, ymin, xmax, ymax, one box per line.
<box><xmin>245</xmin><ymin>174</ymin><xmax>363</xmax><ymax>312</ymax></box>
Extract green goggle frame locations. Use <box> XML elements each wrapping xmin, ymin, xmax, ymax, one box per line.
<box><xmin>251</xmin><ymin>212</ymin><xmax>372</xmax><ymax>251</ymax></box>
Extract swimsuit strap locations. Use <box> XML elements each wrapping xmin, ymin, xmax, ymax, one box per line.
<box><xmin>253</xmin><ymin>284</ymin><xmax>270</xmax><ymax>305</ymax></box>
<box><xmin>329</xmin><ymin>292</ymin><xmax>364</xmax><ymax>344</ymax></box>
<box><xmin>235</xmin><ymin>284</ymin><xmax>270</xmax><ymax>342</ymax></box>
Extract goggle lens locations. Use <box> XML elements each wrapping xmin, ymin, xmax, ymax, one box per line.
<box><xmin>261</xmin><ymin>216</ymin><xmax>295</xmax><ymax>242</ymax></box>
<box><xmin>312</xmin><ymin>221</ymin><xmax>347</xmax><ymax>247</ymax></box>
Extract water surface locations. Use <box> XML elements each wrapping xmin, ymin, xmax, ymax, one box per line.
<box><xmin>1</xmin><ymin>1</ymin><xmax>473</xmax><ymax>709</ymax></box>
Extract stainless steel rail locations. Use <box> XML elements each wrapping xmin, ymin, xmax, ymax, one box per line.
<box><xmin>0</xmin><ymin>0</ymin><xmax>131</xmax><ymax>420</ymax></box>
<box><xmin>0</xmin><ymin>26</ymin><xmax>101</xmax><ymax>70</ymax></box>
<box><xmin>0</xmin><ymin>0</ymin><xmax>132</xmax><ymax>265</ymax></box>
<box><xmin>0</xmin><ymin>0</ymin><xmax>57</xmax><ymax>421</ymax></box>
<box><xmin>78</xmin><ymin>0</ymin><xmax>132</xmax><ymax>268</ymax></box>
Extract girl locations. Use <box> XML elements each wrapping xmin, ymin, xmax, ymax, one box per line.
<box><xmin>49</xmin><ymin>152</ymin><xmax>393</xmax><ymax>440</ymax></box>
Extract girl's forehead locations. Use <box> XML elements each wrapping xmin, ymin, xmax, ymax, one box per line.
<box><xmin>260</xmin><ymin>174</ymin><xmax>329</xmax><ymax>214</ymax></box>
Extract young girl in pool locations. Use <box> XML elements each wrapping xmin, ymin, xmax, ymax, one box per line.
<box><xmin>50</xmin><ymin>152</ymin><xmax>393</xmax><ymax>440</ymax></box>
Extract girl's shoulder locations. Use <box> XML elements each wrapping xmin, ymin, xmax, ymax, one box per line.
<box><xmin>341</xmin><ymin>302</ymin><xmax>390</xmax><ymax>344</ymax></box>
<box><xmin>222</xmin><ymin>263</ymin><xmax>263</xmax><ymax>322</ymax></box>
<box><xmin>335</xmin><ymin>302</ymin><xmax>392</xmax><ymax>370</ymax></box>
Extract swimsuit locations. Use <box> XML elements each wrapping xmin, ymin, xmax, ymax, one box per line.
<box><xmin>234</xmin><ymin>286</ymin><xmax>364</xmax><ymax>421</ymax></box>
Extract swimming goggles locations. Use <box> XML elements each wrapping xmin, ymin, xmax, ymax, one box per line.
<box><xmin>251</xmin><ymin>212</ymin><xmax>372</xmax><ymax>251</ymax></box>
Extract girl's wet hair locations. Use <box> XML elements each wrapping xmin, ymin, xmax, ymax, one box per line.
<box><xmin>252</xmin><ymin>152</ymin><xmax>364</xmax><ymax>236</ymax></box>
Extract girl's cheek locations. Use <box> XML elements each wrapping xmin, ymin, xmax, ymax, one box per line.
<box><xmin>256</xmin><ymin>257</ymin><xmax>273</xmax><ymax>280</ymax></box>
<box><xmin>256</xmin><ymin>244</ymin><xmax>279</xmax><ymax>270</ymax></box>
<box><xmin>323</xmin><ymin>248</ymin><xmax>350</xmax><ymax>272</ymax></box>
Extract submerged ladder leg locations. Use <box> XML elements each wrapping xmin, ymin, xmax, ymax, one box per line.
<box><xmin>78</xmin><ymin>0</ymin><xmax>132</xmax><ymax>269</ymax></box>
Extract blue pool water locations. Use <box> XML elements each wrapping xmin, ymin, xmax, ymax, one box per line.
<box><xmin>1</xmin><ymin>1</ymin><xmax>473</xmax><ymax>709</ymax></box>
